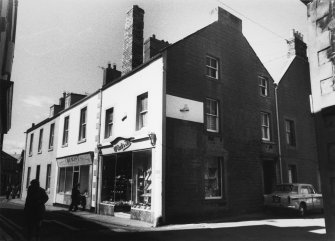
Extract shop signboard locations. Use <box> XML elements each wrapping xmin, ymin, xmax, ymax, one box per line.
<box><xmin>110</xmin><ymin>137</ymin><xmax>135</xmax><ymax>153</ymax></box>
<box><xmin>57</xmin><ymin>153</ymin><xmax>92</xmax><ymax>167</ymax></box>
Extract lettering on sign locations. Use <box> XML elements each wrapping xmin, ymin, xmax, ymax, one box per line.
<box><xmin>57</xmin><ymin>153</ymin><xmax>92</xmax><ymax>167</ymax></box>
<box><xmin>110</xmin><ymin>137</ymin><xmax>135</xmax><ymax>153</ymax></box>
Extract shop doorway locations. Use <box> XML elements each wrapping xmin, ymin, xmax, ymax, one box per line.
<box><xmin>263</xmin><ymin>161</ymin><xmax>276</xmax><ymax>194</ymax></box>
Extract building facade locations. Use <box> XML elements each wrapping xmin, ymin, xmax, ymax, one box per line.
<box><xmin>301</xmin><ymin>0</ymin><xmax>335</xmax><ymax>238</ymax></box>
<box><xmin>22</xmin><ymin>5</ymin><xmax>319</xmax><ymax>226</ymax></box>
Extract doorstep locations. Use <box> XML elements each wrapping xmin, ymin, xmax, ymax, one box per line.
<box><xmin>114</xmin><ymin>212</ymin><xmax>131</xmax><ymax>219</ymax></box>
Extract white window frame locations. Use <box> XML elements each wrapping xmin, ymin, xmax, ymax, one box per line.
<box><xmin>206</xmin><ymin>56</ymin><xmax>219</xmax><ymax>79</ymax></box>
<box><xmin>78</xmin><ymin>107</ymin><xmax>87</xmax><ymax>142</ymax></box>
<box><xmin>37</xmin><ymin>128</ymin><xmax>43</xmax><ymax>153</ymax></box>
<box><xmin>259</xmin><ymin>76</ymin><xmax>269</xmax><ymax>97</ymax></box>
<box><xmin>48</xmin><ymin>123</ymin><xmax>55</xmax><ymax>150</ymax></box>
<box><xmin>62</xmin><ymin>116</ymin><xmax>69</xmax><ymax>146</ymax></box>
<box><xmin>105</xmin><ymin>108</ymin><xmax>114</xmax><ymax>138</ymax></box>
<box><xmin>285</xmin><ymin>119</ymin><xmax>296</xmax><ymax>146</ymax></box>
<box><xmin>261</xmin><ymin>112</ymin><xmax>270</xmax><ymax>141</ymax></box>
<box><xmin>205</xmin><ymin>98</ymin><xmax>219</xmax><ymax>132</ymax></box>
<box><xmin>46</xmin><ymin>164</ymin><xmax>51</xmax><ymax>193</ymax></box>
<box><xmin>136</xmin><ymin>93</ymin><xmax>148</xmax><ymax>130</ymax></box>
<box><xmin>29</xmin><ymin>133</ymin><xmax>34</xmax><ymax>156</ymax></box>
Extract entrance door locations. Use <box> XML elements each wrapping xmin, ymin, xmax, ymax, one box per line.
<box><xmin>263</xmin><ymin>161</ymin><xmax>276</xmax><ymax>194</ymax></box>
<box><xmin>115</xmin><ymin>152</ymin><xmax>132</xmax><ymax>203</ymax></box>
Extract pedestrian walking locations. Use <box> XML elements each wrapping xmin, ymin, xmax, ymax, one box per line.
<box><xmin>11</xmin><ymin>185</ymin><xmax>17</xmax><ymax>199</ymax></box>
<box><xmin>69</xmin><ymin>183</ymin><xmax>81</xmax><ymax>212</ymax></box>
<box><xmin>5</xmin><ymin>185</ymin><xmax>11</xmax><ymax>200</ymax></box>
<box><xmin>24</xmin><ymin>179</ymin><xmax>49</xmax><ymax>241</ymax></box>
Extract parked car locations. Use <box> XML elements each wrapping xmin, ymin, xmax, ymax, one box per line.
<box><xmin>264</xmin><ymin>183</ymin><xmax>323</xmax><ymax>216</ymax></box>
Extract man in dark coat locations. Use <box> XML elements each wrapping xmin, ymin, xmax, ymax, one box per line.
<box><xmin>69</xmin><ymin>183</ymin><xmax>81</xmax><ymax>211</ymax></box>
<box><xmin>24</xmin><ymin>179</ymin><xmax>49</xmax><ymax>241</ymax></box>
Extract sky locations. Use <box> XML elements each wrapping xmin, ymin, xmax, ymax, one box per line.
<box><xmin>3</xmin><ymin>0</ymin><xmax>308</xmax><ymax>154</ymax></box>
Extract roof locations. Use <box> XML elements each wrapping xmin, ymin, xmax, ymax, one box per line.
<box><xmin>265</xmin><ymin>55</ymin><xmax>296</xmax><ymax>84</ymax></box>
<box><xmin>1</xmin><ymin>150</ymin><xmax>18</xmax><ymax>162</ymax></box>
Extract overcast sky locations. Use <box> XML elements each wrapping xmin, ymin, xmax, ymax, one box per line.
<box><xmin>3</xmin><ymin>0</ymin><xmax>308</xmax><ymax>154</ymax></box>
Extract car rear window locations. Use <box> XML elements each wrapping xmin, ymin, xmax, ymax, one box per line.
<box><xmin>274</xmin><ymin>184</ymin><xmax>297</xmax><ymax>193</ymax></box>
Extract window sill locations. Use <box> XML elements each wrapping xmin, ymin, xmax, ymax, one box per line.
<box><xmin>48</xmin><ymin>148</ymin><xmax>53</xmax><ymax>152</ymax></box>
<box><xmin>78</xmin><ymin>138</ymin><xmax>86</xmax><ymax>144</ymax></box>
<box><xmin>28</xmin><ymin>154</ymin><xmax>32</xmax><ymax>157</ymax></box>
<box><xmin>37</xmin><ymin>151</ymin><xmax>42</xmax><ymax>155</ymax></box>
<box><xmin>61</xmin><ymin>144</ymin><xmax>68</xmax><ymax>148</ymax></box>
<box><xmin>205</xmin><ymin>75</ymin><xmax>219</xmax><ymax>80</ymax></box>
<box><xmin>261</xmin><ymin>139</ymin><xmax>275</xmax><ymax>144</ymax></box>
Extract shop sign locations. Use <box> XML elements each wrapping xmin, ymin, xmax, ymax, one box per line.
<box><xmin>57</xmin><ymin>153</ymin><xmax>92</xmax><ymax>167</ymax></box>
<box><xmin>110</xmin><ymin>137</ymin><xmax>134</xmax><ymax>152</ymax></box>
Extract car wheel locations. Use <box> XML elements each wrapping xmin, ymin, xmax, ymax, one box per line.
<box><xmin>298</xmin><ymin>204</ymin><xmax>306</xmax><ymax>217</ymax></box>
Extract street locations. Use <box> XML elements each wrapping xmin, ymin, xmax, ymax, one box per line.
<box><xmin>0</xmin><ymin>197</ymin><xmax>327</xmax><ymax>241</ymax></box>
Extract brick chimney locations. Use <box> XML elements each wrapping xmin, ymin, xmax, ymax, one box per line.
<box><xmin>144</xmin><ymin>34</ymin><xmax>170</xmax><ymax>62</ymax></box>
<box><xmin>217</xmin><ymin>7</ymin><xmax>242</xmax><ymax>32</ymax></box>
<box><xmin>121</xmin><ymin>5</ymin><xmax>145</xmax><ymax>75</ymax></box>
<box><xmin>287</xmin><ymin>29</ymin><xmax>307</xmax><ymax>60</ymax></box>
<box><xmin>103</xmin><ymin>63</ymin><xmax>121</xmax><ymax>85</ymax></box>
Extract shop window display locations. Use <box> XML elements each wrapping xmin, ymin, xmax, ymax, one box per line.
<box><xmin>57</xmin><ymin>165</ymin><xmax>89</xmax><ymax>195</ymax></box>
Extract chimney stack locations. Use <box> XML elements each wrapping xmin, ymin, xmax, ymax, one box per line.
<box><xmin>121</xmin><ymin>5</ymin><xmax>145</xmax><ymax>75</ymax></box>
<box><xmin>217</xmin><ymin>7</ymin><xmax>242</xmax><ymax>32</ymax></box>
<box><xmin>103</xmin><ymin>62</ymin><xmax>121</xmax><ymax>86</ymax></box>
<box><xmin>144</xmin><ymin>34</ymin><xmax>170</xmax><ymax>62</ymax></box>
<box><xmin>287</xmin><ymin>29</ymin><xmax>307</xmax><ymax>60</ymax></box>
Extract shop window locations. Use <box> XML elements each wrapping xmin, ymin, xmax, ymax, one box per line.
<box><xmin>101</xmin><ymin>151</ymin><xmax>152</xmax><ymax>210</ymax></box>
<box><xmin>136</xmin><ymin>93</ymin><xmax>148</xmax><ymax>130</ymax></box>
<box><xmin>62</xmin><ymin>116</ymin><xmax>69</xmax><ymax>146</ymax></box>
<box><xmin>46</xmin><ymin>164</ymin><xmax>51</xmax><ymax>192</ymax></box>
<box><xmin>206</xmin><ymin>55</ymin><xmax>219</xmax><ymax>79</ymax></box>
<box><xmin>37</xmin><ymin>129</ymin><xmax>43</xmax><ymax>153</ymax></box>
<box><xmin>261</xmin><ymin>112</ymin><xmax>271</xmax><ymax>141</ymax></box>
<box><xmin>48</xmin><ymin>123</ymin><xmax>55</xmax><ymax>150</ymax></box>
<box><xmin>285</xmin><ymin>119</ymin><xmax>296</xmax><ymax>146</ymax></box>
<box><xmin>26</xmin><ymin>167</ymin><xmax>31</xmax><ymax>189</ymax></box>
<box><xmin>29</xmin><ymin>133</ymin><xmax>34</xmax><ymax>156</ymax></box>
<box><xmin>204</xmin><ymin>157</ymin><xmax>223</xmax><ymax>199</ymax></box>
<box><xmin>78</xmin><ymin>107</ymin><xmax>87</xmax><ymax>142</ymax></box>
<box><xmin>57</xmin><ymin>165</ymin><xmax>89</xmax><ymax>195</ymax></box>
<box><xmin>105</xmin><ymin>108</ymin><xmax>114</xmax><ymax>138</ymax></box>
<box><xmin>259</xmin><ymin>76</ymin><xmax>269</xmax><ymax>97</ymax></box>
<box><xmin>288</xmin><ymin>165</ymin><xmax>297</xmax><ymax>183</ymax></box>
<box><xmin>205</xmin><ymin>98</ymin><xmax>219</xmax><ymax>132</ymax></box>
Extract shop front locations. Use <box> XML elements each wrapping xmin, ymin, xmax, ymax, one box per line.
<box><xmin>55</xmin><ymin>152</ymin><xmax>93</xmax><ymax>209</ymax></box>
<box><xmin>98</xmin><ymin>136</ymin><xmax>155</xmax><ymax>223</ymax></box>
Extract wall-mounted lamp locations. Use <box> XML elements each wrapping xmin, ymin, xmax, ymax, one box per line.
<box><xmin>148</xmin><ymin>132</ymin><xmax>157</xmax><ymax>146</ymax></box>
<box><xmin>180</xmin><ymin>104</ymin><xmax>189</xmax><ymax>112</ymax></box>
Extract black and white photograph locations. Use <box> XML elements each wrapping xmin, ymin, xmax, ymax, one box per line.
<box><xmin>1</xmin><ymin>0</ymin><xmax>335</xmax><ymax>240</ymax></box>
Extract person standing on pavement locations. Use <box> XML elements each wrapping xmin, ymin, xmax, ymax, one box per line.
<box><xmin>5</xmin><ymin>185</ymin><xmax>11</xmax><ymax>200</ymax></box>
<box><xmin>69</xmin><ymin>183</ymin><xmax>81</xmax><ymax>211</ymax></box>
<box><xmin>24</xmin><ymin>179</ymin><xmax>49</xmax><ymax>241</ymax></box>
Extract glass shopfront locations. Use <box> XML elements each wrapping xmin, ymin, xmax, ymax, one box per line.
<box><xmin>101</xmin><ymin>150</ymin><xmax>152</xmax><ymax>211</ymax></box>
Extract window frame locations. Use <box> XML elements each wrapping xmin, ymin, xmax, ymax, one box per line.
<box><xmin>62</xmin><ymin>116</ymin><xmax>70</xmax><ymax>147</ymax></box>
<box><xmin>105</xmin><ymin>107</ymin><xmax>114</xmax><ymax>139</ymax></box>
<box><xmin>204</xmin><ymin>157</ymin><xmax>223</xmax><ymax>200</ymax></box>
<box><xmin>205</xmin><ymin>55</ymin><xmax>219</xmax><ymax>79</ymax></box>
<box><xmin>285</xmin><ymin>119</ymin><xmax>296</xmax><ymax>147</ymax></box>
<box><xmin>261</xmin><ymin>112</ymin><xmax>271</xmax><ymax>141</ymax></box>
<box><xmin>37</xmin><ymin>128</ymin><xmax>43</xmax><ymax>154</ymax></box>
<box><xmin>136</xmin><ymin>92</ymin><xmax>148</xmax><ymax>131</ymax></box>
<box><xmin>26</xmin><ymin>167</ymin><xmax>31</xmax><ymax>189</ymax></box>
<box><xmin>205</xmin><ymin>98</ymin><xmax>219</xmax><ymax>133</ymax></box>
<box><xmin>48</xmin><ymin>123</ymin><xmax>55</xmax><ymax>150</ymax></box>
<box><xmin>46</xmin><ymin>164</ymin><xmax>51</xmax><ymax>193</ymax></box>
<box><xmin>78</xmin><ymin>107</ymin><xmax>87</xmax><ymax>142</ymax></box>
<box><xmin>29</xmin><ymin>133</ymin><xmax>34</xmax><ymax>156</ymax></box>
<box><xmin>259</xmin><ymin>76</ymin><xmax>269</xmax><ymax>97</ymax></box>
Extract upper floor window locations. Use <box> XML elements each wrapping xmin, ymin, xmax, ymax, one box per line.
<box><xmin>105</xmin><ymin>108</ymin><xmax>114</xmax><ymax>138</ymax></box>
<box><xmin>78</xmin><ymin>107</ymin><xmax>87</xmax><ymax>141</ymax></box>
<box><xmin>285</xmin><ymin>119</ymin><xmax>296</xmax><ymax>146</ymax></box>
<box><xmin>48</xmin><ymin>123</ymin><xmax>55</xmax><ymax>150</ymax></box>
<box><xmin>261</xmin><ymin>112</ymin><xmax>270</xmax><ymax>141</ymax></box>
<box><xmin>29</xmin><ymin>133</ymin><xmax>34</xmax><ymax>156</ymax></box>
<box><xmin>259</xmin><ymin>76</ymin><xmax>269</xmax><ymax>97</ymax></box>
<box><xmin>205</xmin><ymin>98</ymin><xmax>219</xmax><ymax>132</ymax></box>
<box><xmin>46</xmin><ymin>164</ymin><xmax>51</xmax><ymax>193</ymax></box>
<box><xmin>136</xmin><ymin>93</ymin><xmax>148</xmax><ymax>130</ymax></box>
<box><xmin>37</xmin><ymin>128</ymin><xmax>43</xmax><ymax>153</ymax></box>
<box><xmin>206</xmin><ymin>56</ymin><xmax>219</xmax><ymax>79</ymax></box>
<box><xmin>62</xmin><ymin>116</ymin><xmax>69</xmax><ymax>146</ymax></box>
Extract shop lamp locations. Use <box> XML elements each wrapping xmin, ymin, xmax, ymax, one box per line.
<box><xmin>148</xmin><ymin>133</ymin><xmax>157</xmax><ymax>146</ymax></box>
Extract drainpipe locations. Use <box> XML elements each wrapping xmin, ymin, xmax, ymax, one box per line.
<box><xmin>274</xmin><ymin>83</ymin><xmax>283</xmax><ymax>184</ymax></box>
<box><xmin>95</xmin><ymin>89</ymin><xmax>103</xmax><ymax>213</ymax></box>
